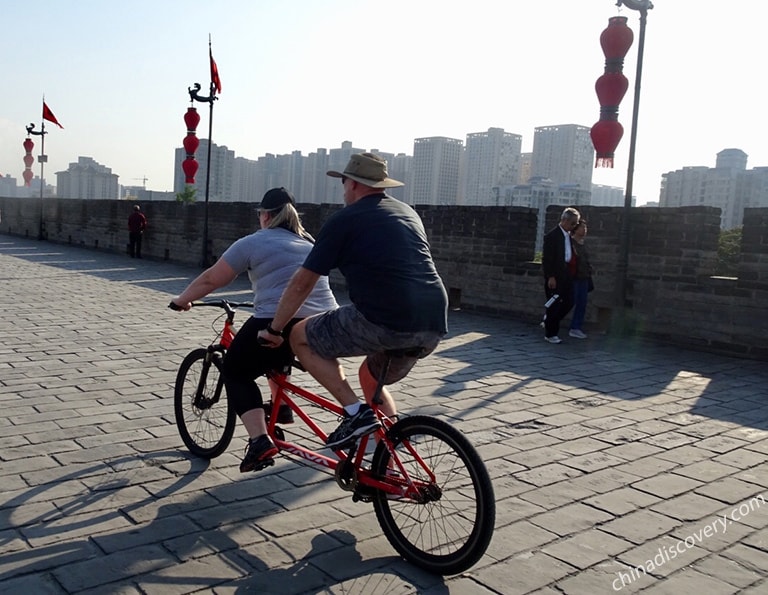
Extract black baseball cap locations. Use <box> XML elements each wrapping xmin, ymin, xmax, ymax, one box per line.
<box><xmin>260</xmin><ymin>187</ymin><xmax>295</xmax><ymax>210</ymax></box>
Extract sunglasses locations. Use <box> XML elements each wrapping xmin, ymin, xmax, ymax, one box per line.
<box><xmin>340</xmin><ymin>175</ymin><xmax>348</xmax><ymax>185</ymax></box>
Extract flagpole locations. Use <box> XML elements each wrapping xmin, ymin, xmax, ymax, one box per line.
<box><xmin>39</xmin><ymin>120</ymin><xmax>46</xmax><ymax>240</ymax></box>
<box><xmin>187</xmin><ymin>36</ymin><xmax>220</xmax><ymax>268</ymax></box>
<box><xmin>203</xmin><ymin>84</ymin><xmax>214</xmax><ymax>267</ymax></box>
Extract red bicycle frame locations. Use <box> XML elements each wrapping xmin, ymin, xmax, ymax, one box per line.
<box><xmin>264</xmin><ymin>370</ymin><xmax>434</xmax><ymax>501</ymax></box>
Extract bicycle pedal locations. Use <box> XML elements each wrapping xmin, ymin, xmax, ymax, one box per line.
<box><xmin>352</xmin><ymin>487</ymin><xmax>374</xmax><ymax>503</ymax></box>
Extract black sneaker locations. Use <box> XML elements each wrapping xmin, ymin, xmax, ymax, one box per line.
<box><xmin>240</xmin><ymin>435</ymin><xmax>278</xmax><ymax>473</ymax></box>
<box><xmin>326</xmin><ymin>404</ymin><xmax>381</xmax><ymax>449</ymax></box>
<box><xmin>264</xmin><ymin>402</ymin><xmax>294</xmax><ymax>424</ymax></box>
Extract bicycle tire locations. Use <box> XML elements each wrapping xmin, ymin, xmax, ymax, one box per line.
<box><xmin>371</xmin><ymin>415</ymin><xmax>495</xmax><ymax>575</ymax></box>
<box><xmin>174</xmin><ymin>348</ymin><xmax>236</xmax><ymax>458</ymax></box>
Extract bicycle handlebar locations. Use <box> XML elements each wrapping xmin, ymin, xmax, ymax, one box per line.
<box><xmin>168</xmin><ymin>299</ymin><xmax>254</xmax><ymax>317</ymax></box>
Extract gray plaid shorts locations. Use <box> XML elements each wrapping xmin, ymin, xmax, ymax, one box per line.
<box><xmin>304</xmin><ymin>305</ymin><xmax>443</xmax><ymax>385</ymax></box>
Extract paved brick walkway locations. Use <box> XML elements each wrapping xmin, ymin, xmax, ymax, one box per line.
<box><xmin>1</xmin><ymin>235</ymin><xmax>766</xmax><ymax>594</ymax></box>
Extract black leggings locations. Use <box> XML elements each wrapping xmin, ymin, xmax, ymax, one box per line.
<box><xmin>221</xmin><ymin>316</ymin><xmax>299</xmax><ymax>416</ymax></box>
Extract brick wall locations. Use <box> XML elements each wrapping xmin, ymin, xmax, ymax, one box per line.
<box><xmin>1</xmin><ymin>196</ymin><xmax>766</xmax><ymax>360</ymax></box>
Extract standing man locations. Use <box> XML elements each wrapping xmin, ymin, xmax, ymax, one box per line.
<box><xmin>542</xmin><ymin>207</ymin><xmax>581</xmax><ymax>344</ymax></box>
<box><xmin>258</xmin><ymin>153</ymin><xmax>448</xmax><ymax>449</ymax></box>
<box><xmin>128</xmin><ymin>205</ymin><xmax>147</xmax><ymax>258</ymax></box>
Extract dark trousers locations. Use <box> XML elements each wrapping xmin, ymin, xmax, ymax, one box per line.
<box><xmin>128</xmin><ymin>231</ymin><xmax>143</xmax><ymax>258</ymax></box>
<box><xmin>221</xmin><ymin>316</ymin><xmax>300</xmax><ymax>416</ymax></box>
<box><xmin>544</xmin><ymin>277</ymin><xmax>574</xmax><ymax>338</ymax></box>
<box><xmin>570</xmin><ymin>279</ymin><xmax>590</xmax><ymax>331</ymax></box>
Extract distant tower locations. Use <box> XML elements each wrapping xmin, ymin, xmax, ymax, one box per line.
<box><xmin>174</xmin><ymin>140</ymin><xmax>235</xmax><ymax>201</ymax></box>
<box><xmin>462</xmin><ymin>128</ymin><xmax>522</xmax><ymax>206</ymax></box>
<box><xmin>715</xmin><ymin>148</ymin><xmax>748</xmax><ymax>171</ymax></box>
<box><xmin>531</xmin><ymin>124</ymin><xmax>594</xmax><ymax>189</ymax></box>
<box><xmin>660</xmin><ymin>149</ymin><xmax>752</xmax><ymax>229</ymax></box>
<box><xmin>409</xmin><ymin>136</ymin><xmax>463</xmax><ymax>205</ymax></box>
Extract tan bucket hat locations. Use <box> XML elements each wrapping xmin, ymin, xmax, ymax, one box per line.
<box><xmin>327</xmin><ymin>152</ymin><xmax>404</xmax><ymax>188</ymax></box>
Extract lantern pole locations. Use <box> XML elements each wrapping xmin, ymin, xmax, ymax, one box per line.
<box><xmin>615</xmin><ymin>0</ymin><xmax>652</xmax><ymax>324</ymax></box>
<box><xmin>26</xmin><ymin>122</ymin><xmax>47</xmax><ymax>240</ymax></box>
<box><xmin>188</xmin><ymin>81</ymin><xmax>217</xmax><ymax>268</ymax></box>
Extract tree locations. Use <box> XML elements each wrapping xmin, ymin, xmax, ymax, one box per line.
<box><xmin>716</xmin><ymin>227</ymin><xmax>741</xmax><ymax>277</ymax></box>
<box><xmin>176</xmin><ymin>186</ymin><xmax>197</xmax><ymax>204</ymax></box>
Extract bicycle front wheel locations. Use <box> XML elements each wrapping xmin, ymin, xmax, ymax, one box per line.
<box><xmin>371</xmin><ymin>415</ymin><xmax>495</xmax><ymax>575</ymax></box>
<box><xmin>174</xmin><ymin>348</ymin><xmax>236</xmax><ymax>458</ymax></box>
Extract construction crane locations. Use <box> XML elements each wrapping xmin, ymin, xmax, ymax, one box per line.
<box><xmin>131</xmin><ymin>176</ymin><xmax>148</xmax><ymax>189</ymax></box>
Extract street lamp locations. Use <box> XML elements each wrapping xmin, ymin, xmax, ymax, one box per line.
<box><xmin>25</xmin><ymin>123</ymin><xmax>47</xmax><ymax>240</ymax></box>
<box><xmin>185</xmin><ymin>37</ymin><xmax>222</xmax><ymax>268</ymax></box>
<box><xmin>615</xmin><ymin>0</ymin><xmax>653</xmax><ymax>323</ymax></box>
<box><xmin>187</xmin><ymin>82</ymin><xmax>217</xmax><ymax>268</ymax></box>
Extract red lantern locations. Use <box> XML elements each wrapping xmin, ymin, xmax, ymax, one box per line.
<box><xmin>183</xmin><ymin>133</ymin><xmax>199</xmax><ymax>155</ymax></box>
<box><xmin>600</xmin><ymin>16</ymin><xmax>634</xmax><ymax>64</ymax></box>
<box><xmin>182</xmin><ymin>158</ymin><xmax>199</xmax><ymax>184</ymax></box>
<box><xmin>590</xmin><ymin>16</ymin><xmax>634</xmax><ymax>168</ymax></box>
<box><xmin>182</xmin><ymin>107</ymin><xmax>200</xmax><ymax>184</ymax></box>
<box><xmin>184</xmin><ymin>107</ymin><xmax>201</xmax><ymax>131</ymax></box>
<box><xmin>590</xmin><ymin>118</ymin><xmax>624</xmax><ymax>168</ymax></box>
<box><xmin>595</xmin><ymin>71</ymin><xmax>629</xmax><ymax>109</ymax></box>
<box><xmin>22</xmin><ymin>137</ymin><xmax>34</xmax><ymax>186</ymax></box>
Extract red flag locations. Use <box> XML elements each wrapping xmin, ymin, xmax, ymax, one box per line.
<box><xmin>42</xmin><ymin>102</ymin><xmax>64</xmax><ymax>129</ymax></box>
<box><xmin>210</xmin><ymin>46</ymin><xmax>222</xmax><ymax>94</ymax></box>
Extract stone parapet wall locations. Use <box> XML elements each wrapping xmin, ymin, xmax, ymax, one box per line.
<box><xmin>1</xmin><ymin>196</ymin><xmax>766</xmax><ymax>360</ymax></box>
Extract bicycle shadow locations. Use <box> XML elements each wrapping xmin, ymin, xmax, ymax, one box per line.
<box><xmin>195</xmin><ymin>529</ymin><xmax>448</xmax><ymax>594</ymax></box>
<box><xmin>1</xmin><ymin>449</ymin><xmax>449</xmax><ymax>594</ymax></box>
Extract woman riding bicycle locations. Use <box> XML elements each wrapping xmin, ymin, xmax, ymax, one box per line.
<box><xmin>170</xmin><ymin>187</ymin><xmax>338</xmax><ymax>472</ymax></box>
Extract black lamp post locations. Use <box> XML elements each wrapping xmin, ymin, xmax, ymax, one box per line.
<box><xmin>25</xmin><ymin>122</ymin><xmax>47</xmax><ymax>240</ymax></box>
<box><xmin>187</xmin><ymin>81</ymin><xmax>217</xmax><ymax>268</ymax></box>
<box><xmin>615</xmin><ymin>0</ymin><xmax>653</xmax><ymax>323</ymax></box>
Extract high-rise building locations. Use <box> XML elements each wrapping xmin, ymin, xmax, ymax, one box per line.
<box><xmin>591</xmin><ymin>184</ymin><xmax>629</xmax><ymax>207</ymax></box>
<box><xmin>497</xmin><ymin>178</ymin><xmax>591</xmax><ymax>252</ymax></box>
<box><xmin>519</xmin><ymin>152</ymin><xmax>533</xmax><ymax>184</ymax></box>
<box><xmin>56</xmin><ymin>156</ymin><xmax>119</xmax><ymax>200</ymax></box>
<box><xmin>409</xmin><ymin>137</ymin><xmax>463</xmax><ymax>205</ymax></box>
<box><xmin>659</xmin><ymin>149</ymin><xmax>767</xmax><ymax>229</ymax></box>
<box><xmin>232</xmin><ymin>156</ymin><xmax>260</xmax><ymax>202</ymax></box>
<box><xmin>0</xmin><ymin>174</ymin><xmax>18</xmax><ymax>197</ymax></box>
<box><xmin>174</xmin><ymin>140</ymin><xmax>235</xmax><ymax>201</ymax></box>
<box><xmin>461</xmin><ymin>128</ymin><xmax>522</xmax><ymax>206</ymax></box>
<box><xmin>301</xmin><ymin>149</ymin><xmax>329</xmax><ymax>204</ymax></box>
<box><xmin>531</xmin><ymin>124</ymin><xmax>594</xmax><ymax>190</ymax></box>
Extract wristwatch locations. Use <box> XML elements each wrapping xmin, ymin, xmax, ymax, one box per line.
<box><xmin>265</xmin><ymin>323</ymin><xmax>284</xmax><ymax>337</ymax></box>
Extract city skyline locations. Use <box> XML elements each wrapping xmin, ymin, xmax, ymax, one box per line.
<box><xmin>2</xmin><ymin>1</ymin><xmax>767</xmax><ymax>206</ymax></box>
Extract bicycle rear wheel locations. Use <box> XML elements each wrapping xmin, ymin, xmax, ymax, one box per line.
<box><xmin>174</xmin><ymin>348</ymin><xmax>236</xmax><ymax>458</ymax></box>
<box><xmin>371</xmin><ymin>415</ymin><xmax>495</xmax><ymax>575</ymax></box>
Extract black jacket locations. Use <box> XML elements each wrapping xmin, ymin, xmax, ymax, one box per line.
<box><xmin>542</xmin><ymin>225</ymin><xmax>572</xmax><ymax>283</ymax></box>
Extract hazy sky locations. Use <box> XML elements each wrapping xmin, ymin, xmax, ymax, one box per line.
<box><xmin>2</xmin><ymin>1</ymin><xmax>766</xmax><ymax>205</ymax></box>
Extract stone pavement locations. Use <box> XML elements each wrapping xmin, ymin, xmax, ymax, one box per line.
<box><xmin>0</xmin><ymin>234</ymin><xmax>766</xmax><ymax>595</ymax></box>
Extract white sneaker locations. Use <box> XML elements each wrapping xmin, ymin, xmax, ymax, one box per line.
<box><xmin>544</xmin><ymin>336</ymin><xmax>562</xmax><ymax>344</ymax></box>
<box><xmin>569</xmin><ymin>329</ymin><xmax>588</xmax><ymax>339</ymax></box>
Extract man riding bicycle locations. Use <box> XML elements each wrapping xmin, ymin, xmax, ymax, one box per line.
<box><xmin>258</xmin><ymin>153</ymin><xmax>448</xmax><ymax>449</ymax></box>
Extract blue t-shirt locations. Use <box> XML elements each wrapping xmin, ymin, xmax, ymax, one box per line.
<box><xmin>303</xmin><ymin>194</ymin><xmax>447</xmax><ymax>333</ymax></box>
<box><xmin>222</xmin><ymin>227</ymin><xmax>338</xmax><ymax>319</ymax></box>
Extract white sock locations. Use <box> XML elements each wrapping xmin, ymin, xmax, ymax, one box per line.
<box><xmin>344</xmin><ymin>403</ymin><xmax>361</xmax><ymax>416</ymax></box>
